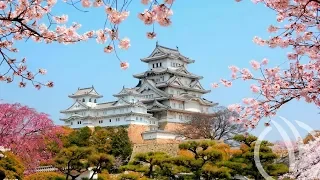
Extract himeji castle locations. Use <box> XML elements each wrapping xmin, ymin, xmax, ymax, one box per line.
<box><xmin>60</xmin><ymin>43</ymin><xmax>217</xmax><ymax>143</ymax></box>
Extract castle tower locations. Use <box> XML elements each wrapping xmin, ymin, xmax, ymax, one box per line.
<box><xmin>133</xmin><ymin>44</ymin><xmax>217</xmax><ymax>132</ymax></box>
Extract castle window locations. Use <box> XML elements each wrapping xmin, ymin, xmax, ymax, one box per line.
<box><xmin>173</xmin><ymin>103</ymin><xmax>176</xmax><ymax>108</ymax></box>
<box><xmin>153</xmin><ymin>64</ymin><xmax>155</xmax><ymax>68</ymax></box>
<box><xmin>71</xmin><ymin>122</ymin><xmax>73</xmax><ymax>125</ymax></box>
<box><xmin>179</xmin><ymin>115</ymin><xmax>183</xmax><ymax>120</ymax></box>
<box><xmin>109</xmin><ymin>119</ymin><xmax>111</xmax><ymax>122</ymax></box>
<box><xmin>160</xmin><ymin>62</ymin><xmax>162</xmax><ymax>67</ymax></box>
<box><xmin>94</xmin><ymin>99</ymin><xmax>97</xmax><ymax>103</ymax></box>
<box><xmin>82</xmin><ymin>98</ymin><xmax>85</xmax><ymax>102</ymax></box>
<box><xmin>140</xmin><ymin>117</ymin><xmax>142</xmax><ymax>121</ymax></box>
<box><xmin>89</xmin><ymin>98</ymin><xmax>91</xmax><ymax>102</ymax></box>
<box><xmin>136</xmin><ymin>117</ymin><xmax>138</xmax><ymax>121</ymax></box>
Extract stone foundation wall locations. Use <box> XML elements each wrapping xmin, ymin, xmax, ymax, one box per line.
<box><xmin>131</xmin><ymin>143</ymin><xmax>180</xmax><ymax>160</ymax></box>
<box><xmin>127</xmin><ymin>124</ymin><xmax>150</xmax><ymax>144</ymax></box>
<box><xmin>162</xmin><ymin>122</ymin><xmax>185</xmax><ymax>132</ymax></box>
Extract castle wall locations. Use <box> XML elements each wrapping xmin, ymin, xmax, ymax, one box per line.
<box><xmin>160</xmin><ymin>122</ymin><xmax>185</xmax><ymax>132</ymax></box>
<box><xmin>127</xmin><ymin>124</ymin><xmax>150</xmax><ymax>144</ymax></box>
<box><xmin>131</xmin><ymin>142</ymin><xmax>180</xmax><ymax>161</ymax></box>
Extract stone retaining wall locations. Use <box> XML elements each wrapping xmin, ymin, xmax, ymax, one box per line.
<box><xmin>131</xmin><ymin>143</ymin><xmax>180</xmax><ymax>160</ymax></box>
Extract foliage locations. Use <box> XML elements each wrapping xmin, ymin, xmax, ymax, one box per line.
<box><xmin>96</xmin><ymin>171</ymin><xmax>112</xmax><ymax>180</ymax></box>
<box><xmin>121</xmin><ymin>152</ymin><xmax>170</xmax><ymax>178</ymax></box>
<box><xmin>117</xmin><ymin>171</ymin><xmax>148</xmax><ymax>180</ymax></box>
<box><xmin>53</xmin><ymin>127</ymin><xmax>133</xmax><ymax>179</ymax></box>
<box><xmin>66</xmin><ymin>126</ymin><xmax>92</xmax><ymax>147</ymax></box>
<box><xmin>24</xmin><ymin>172</ymin><xmax>65</xmax><ymax>180</ymax></box>
<box><xmin>88</xmin><ymin>153</ymin><xmax>114</xmax><ymax>179</ymax></box>
<box><xmin>176</xmin><ymin>140</ymin><xmax>236</xmax><ymax>179</ymax></box>
<box><xmin>0</xmin><ymin>0</ymin><xmax>174</xmax><ymax>87</ymax></box>
<box><xmin>228</xmin><ymin>134</ymin><xmax>288</xmax><ymax>179</ymax></box>
<box><xmin>178</xmin><ymin>106</ymin><xmax>246</xmax><ymax>143</ymax></box>
<box><xmin>0</xmin><ymin>151</ymin><xmax>24</xmax><ymax>180</ymax></box>
<box><xmin>0</xmin><ymin>103</ymin><xmax>63</xmax><ymax>171</ymax></box>
<box><xmin>54</xmin><ymin>146</ymin><xmax>93</xmax><ymax>180</ymax></box>
<box><xmin>123</xmin><ymin>140</ymin><xmax>244</xmax><ymax>179</ymax></box>
<box><xmin>107</xmin><ymin>127</ymin><xmax>132</xmax><ymax>161</ymax></box>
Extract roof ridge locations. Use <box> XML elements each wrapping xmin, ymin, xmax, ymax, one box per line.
<box><xmin>78</xmin><ymin>87</ymin><xmax>93</xmax><ymax>90</ymax></box>
<box><xmin>97</xmin><ymin>101</ymin><xmax>116</xmax><ymax>105</ymax></box>
<box><xmin>157</xmin><ymin>45</ymin><xmax>179</xmax><ymax>52</ymax></box>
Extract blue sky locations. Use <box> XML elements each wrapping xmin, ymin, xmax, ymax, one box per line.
<box><xmin>0</xmin><ymin>0</ymin><xmax>319</xmax><ymax>142</ymax></box>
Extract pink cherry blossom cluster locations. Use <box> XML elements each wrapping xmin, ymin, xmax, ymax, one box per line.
<box><xmin>215</xmin><ymin>0</ymin><xmax>320</xmax><ymax>128</ymax></box>
<box><xmin>272</xmin><ymin>140</ymin><xmax>299</xmax><ymax>158</ymax></box>
<box><xmin>139</xmin><ymin>0</ymin><xmax>174</xmax><ymax>39</ymax></box>
<box><xmin>280</xmin><ymin>137</ymin><xmax>320</xmax><ymax>179</ymax></box>
<box><xmin>0</xmin><ymin>0</ymin><xmax>175</xmax><ymax>88</ymax></box>
<box><xmin>0</xmin><ymin>103</ymin><xmax>63</xmax><ymax>172</ymax></box>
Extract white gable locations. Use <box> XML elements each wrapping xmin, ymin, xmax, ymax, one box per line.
<box><xmin>138</xmin><ymin>83</ymin><xmax>163</xmax><ymax>98</ymax></box>
<box><xmin>176</xmin><ymin>67</ymin><xmax>191</xmax><ymax>75</ymax></box>
<box><xmin>191</xmin><ymin>81</ymin><xmax>205</xmax><ymax>90</ymax></box>
<box><xmin>149</xmin><ymin>47</ymin><xmax>166</xmax><ymax>57</ymax></box>
<box><xmin>66</xmin><ymin>102</ymin><xmax>88</xmax><ymax>111</ymax></box>
<box><xmin>113</xmin><ymin>99</ymin><xmax>130</xmax><ymax>106</ymax></box>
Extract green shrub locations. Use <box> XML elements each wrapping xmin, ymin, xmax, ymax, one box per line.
<box><xmin>24</xmin><ymin>172</ymin><xmax>65</xmax><ymax>180</ymax></box>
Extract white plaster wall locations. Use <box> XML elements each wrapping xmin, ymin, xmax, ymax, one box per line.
<box><xmin>180</xmin><ymin>77</ymin><xmax>191</xmax><ymax>86</ymax></box>
<box><xmin>142</xmin><ymin>132</ymin><xmax>176</xmax><ymax>140</ymax></box>
<box><xmin>143</xmin><ymin>133</ymin><xmax>157</xmax><ymax>140</ymax></box>
<box><xmin>185</xmin><ymin>101</ymin><xmax>201</xmax><ymax>112</ymax></box>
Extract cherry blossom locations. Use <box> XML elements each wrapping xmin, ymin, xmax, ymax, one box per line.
<box><xmin>120</xmin><ymin>62</ymin><xmax>129</xmax><ymax>70</ymax></box>
<box><xmin>213</xmin><ymin>0</ymin><xmax>320</xmax><ymax>129</ymax></box>
<box><xmin>0</xmin><ymin>103</ymin><xmax>63</xmax><ymax>172</ymax></box>
<box><xmin>104</xmin><ymin>46</ymin><xmax>114</xmax><ymax>53</ymax></box>
<box><xmin>147</xmin><ymin>32</ymin><xmax>157</xmax><ymax>39</ymax></box>
<box><xmin>280</xmin><ymin>137</ymin><xmax>320</xmax><ymax>179</ymax></box>
<box><xmin>0</xmin><ymin>0</ymin><xmax>175</xmax><ymax>88</ymax></box>
<box><xmin>119</xmin><ymin>38</ymin><xmax>131</xmax><ymax>50</ymax></box>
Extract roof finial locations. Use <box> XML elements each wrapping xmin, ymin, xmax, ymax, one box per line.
<box><xmin>123</xmin><ymin>85</ymin><xmax>125</xmax><ymax>89</ymax></box>
<box><xmin>78</xmin><ymin>87</ymin><xmax>80</xmax><ymax>90</ymax></box>
<box><xmin>176</xmin><ymin>46</ymin><xmax>179</xmax><ymax>51</ymax></box>
<box><xmin>156</xmin><ymin>41</ymin><xmax>159</xmax><ymax>47</ymax></box>
<box><xmin>92</xmin><ymin>85</ymin><xmax>94</xmax><ymax>88</ymax></box>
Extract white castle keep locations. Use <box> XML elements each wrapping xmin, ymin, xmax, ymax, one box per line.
<box><xmin>60</xmin><ymin>44</ymin><xmax>217</xmax><ymax>142</ymax></box>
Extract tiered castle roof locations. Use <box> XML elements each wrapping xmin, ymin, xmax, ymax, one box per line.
<box><xmin>140</xmin><ymin>44</ymin><xmax>195</xmax><ymax>64</ymax></box>
<box><xmin>68</xmin><ymin>86</ymin><xmax>103</xmax><ymax>98</ymax></box>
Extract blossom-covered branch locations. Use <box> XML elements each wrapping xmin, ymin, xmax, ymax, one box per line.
<box><xmin>213</xmin><ymin>0</ymin><xmax>320</xmax><ymax>128</ymax></box>
<box><xmin>0</xmin><ymin>0</ymin><xmax>175</xmax><ymax>88</ymax></box>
